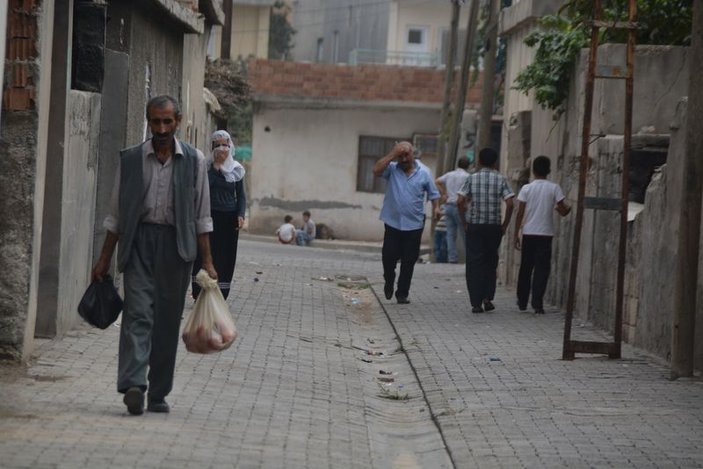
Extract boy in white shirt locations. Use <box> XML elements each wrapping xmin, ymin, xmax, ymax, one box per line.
<box><xmin>276</xmin><ymin>215</ymin><xmax>296</xmax><ymax>244</ymax></box>
<box><xmin>514</xmin><ymin>156</ymin><xmax>571</xmax><ymax>314</ymax></box>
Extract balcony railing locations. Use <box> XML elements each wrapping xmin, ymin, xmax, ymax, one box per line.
<box><xmin>348</xmin><ymin>49</ymin><xmax>440</xmax><ymax>67</ymax></box>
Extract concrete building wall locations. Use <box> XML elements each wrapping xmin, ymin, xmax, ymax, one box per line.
<box><xmin>499</xmin><ymin>0</ymin><xmax>697</xmax><ymax>363</ymax></box>
<box><xmin>183</xmin><ymin>25</ymin><xmax>217</xmax><ymax>151</ymax></box>
<box><xmin>249</xmin><ymin>103</ymin><xmax>440</xmax><ymax>240</ymax></box>
<box><xmin>387</xmin><ymin>1</ymin><xmax>469</xmax><ymax>59</ymax></box>
<box><xmin>125</xmin><ymin>8</ymin><xmax>185</xmax><ymax>146</ymax></box>
<box><xmin>291</xmin><ymin>0</ymin><xmax>390</xmax><ymax>64</ymax></box>
<box><xmin>289</xmin><ymin>0</ymin><xmax>325</xmax><ymax>61</ymax></box>
<box><xmin>504</xmin><ymin>45</ymin><xmax>691</xmax><ymax>361</ymax></box>
<box><xmin>231</xmin><ymin>4</ymin><xmax>270</xmax><ymax>60</ymax></box>
<box><xmin>499</xmin><ymin>0</ymin><xmax>562</xmax><ymax>172</ymax></box>
<box><xmin>56</xmin><ymin>92</ymin><xmax>101</xmax><ymax>334</ymax></box>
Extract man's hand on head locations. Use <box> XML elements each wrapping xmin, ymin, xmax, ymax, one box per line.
<box><xmin>393</xmin><ymin>141</ymin><xmax>413</xmax><ymax>159</ymax></box>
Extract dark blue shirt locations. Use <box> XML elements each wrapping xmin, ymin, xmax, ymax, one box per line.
<box><xmin>208</xmin><ymin>166</ymin><xmax>246</xmax><ymax>216</ymax></box>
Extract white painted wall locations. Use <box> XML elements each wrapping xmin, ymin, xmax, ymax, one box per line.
<box><xmin>249</xmin><ymin>102</ymin><xmax>441</xmax><ymax>241</ymax></box>
<box><xmin>388</xmin><ymin>0</ymin><xmax>469</xmax><ymax>59</ymax></box>
<box><xmin>232</xmin><ymin>4</ymin><xmax>270</xmax><ymax>59</ymax></box>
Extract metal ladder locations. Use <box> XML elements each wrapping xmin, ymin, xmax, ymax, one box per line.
<box><xmin>562</xmin><ymin>0</ymin><xmax>638</xmax><ymax>360</ymax></box>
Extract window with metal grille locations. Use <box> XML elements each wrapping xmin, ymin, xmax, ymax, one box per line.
<box><xmin>356</xmin><ymin>136</ymin><xmax>408</xmax><ymax>193</ymax></box>
<box><xmin>408</xmin><ymin>28</ymin><xmax>424</xmax><ymax>45</ymax></box>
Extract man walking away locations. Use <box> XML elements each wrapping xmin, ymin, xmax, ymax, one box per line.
<box><xmin>92</xmin><ymin>95</ymin><xmax>217</xmax><ymax>415</ymax></box>
<box><xmin>373</xmin><ymin>141</ymin><xmax>440</xmax><ymax>304</ymax></box>
<box><xmin>457</xmin><ymin>148</ymin><xmax>514</xmax><ymax>313</ymax></box>
<box><xmin>435</xmin><ymin>156</ymin><xmax>470</xmax><ymax>263</ymax></box>
<box><xmin>514</xmin><ymin>156</ymin><xmax>571</xmax><ymax>314</ymax></box>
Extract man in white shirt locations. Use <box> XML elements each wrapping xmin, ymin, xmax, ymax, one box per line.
<box><xmin>513</xmin><ymin>156</ymin><xmax>571</xmax><ymax>314</ymax></box>
<box><xmin>435</xmin><ymin>156</ymin><xmax>470</xmax><ymax>263</ymax></box>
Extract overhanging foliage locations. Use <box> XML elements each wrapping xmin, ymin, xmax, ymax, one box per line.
<box><xmin>513</xmin><ymin>0</ymin><xmax>693</xmax><ymax>119</ymax></box>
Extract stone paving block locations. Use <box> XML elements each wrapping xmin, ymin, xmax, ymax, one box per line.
<box><xmin>2</xmin><ymin>240</ymin><xmax>703</xmax><ymax>468</ymax></box>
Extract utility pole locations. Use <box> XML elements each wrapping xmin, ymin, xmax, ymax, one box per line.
<box><xmin>436</xmin><ymin>0</ymin><xmax>461</xmax><ymax>178</ymax></box>
<box><xmin>446</xmin><ymin>0</ymin><xmax>480</xmax><ymax>174</ymax></box>
<box><xmin>477</xmin><ymin>0</ymin><xmax>500</xmax><ymax>150</ymax></box>
<box><xmin>671</xmin><ymin>0</ymin><xmax>703</xmax><ymax>378</ymax></box>
<box><xmin>222</xmin><ymin>0</ymin><xmax>233</xmax><ymax>59</ymax></box>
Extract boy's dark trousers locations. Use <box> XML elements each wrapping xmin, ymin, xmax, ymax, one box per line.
<box><xmin>382</xmin><ymin>224</ymin><xmax>423</xmax><ymax>299</ymax></box>
<box><xmin>465</xmin><ymin>224</ymin><xmax>503</xmax><ymax>308</ymax></box>
<box><xmin>516</xmin><ymin>235</ymin><xmax>553</xmax><ymax>310</ymax></box>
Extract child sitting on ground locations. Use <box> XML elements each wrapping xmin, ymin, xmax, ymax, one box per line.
<box><xmin>276</xmin><ymin>215</ymin><xmax>296</xmax><ymax>244</ymax></box>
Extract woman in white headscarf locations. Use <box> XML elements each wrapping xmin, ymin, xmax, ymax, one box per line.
<box><xmin>192</xmin><ymin>130</ymin><xmax>247</xmax><ymax>300</ymax></box>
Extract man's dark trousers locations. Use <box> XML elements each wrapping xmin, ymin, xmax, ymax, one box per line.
<box><xmin>465</xmin><ymin>224</ymin><xmax>503</xmax><ymax>308</ymax></box>
<box><xmin>517</xmin><ymin>235</ymin><xmax>552</xmax><ymax>309</ymax></box>
<box><xmin>382</xmin><ymin>224</ymin><xmax>423</xmax><ymax>299</ymax></box>
<box><xmin>118</xmin><ymin>223</ymin><xmax>192</xmax><ymax>399</ymax></box>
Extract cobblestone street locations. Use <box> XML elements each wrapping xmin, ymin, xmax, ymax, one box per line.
<box><xmin>1</xmin><ymin>239</ymin><xmax>702</xmax><ymax>468</ymax></box>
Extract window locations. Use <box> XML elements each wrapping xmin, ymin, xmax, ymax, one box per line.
<box><xmin>357</xmin><ymin>136</ymin><xmax>408</xmax><ymax>193</ymax></box>
<box><xmin>333</xmin><ymin>31</ymin><xmax>339</xmax><ymax>63</ymax></box>
<box><xmin>413</xmin><ymin>134</ymin><xmax>439</xmax><ymax>157</ymax></box>
<box><xmin>316</xmin><ymin>38</ymin><xmax>324</xmax><ymax>62</ymax></box>
<box><xmin>404</xmin><ymin>26</ymin><xmax>430</xmax><ymax>65</ymax></box>
<box><xmin>413</xmin><ymin>134</ymin><xmax>439</xmax><ymax>173</ymax></box>
<box><xmin>408</xmin><ymin>28</ymin><xmax>424</xmax><ymax>45</ymax></box>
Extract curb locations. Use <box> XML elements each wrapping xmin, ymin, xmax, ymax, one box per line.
<box><xmin>239</xmin><ymin>233</ymin><xmax>431</xmax><ymax>255</ymax></box>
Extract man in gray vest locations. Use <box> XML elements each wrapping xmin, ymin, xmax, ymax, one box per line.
<box><xmin>91</xmin><ymin>95</ymin><xmax>217</xmax><ymax>415</ymax></box>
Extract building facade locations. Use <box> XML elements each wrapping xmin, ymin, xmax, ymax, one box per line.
<box><xmin>246</xmin><ymin>58</ymin><xmax>482</xmax><ymax>241</ymax></box>
<box><xmin>0</xmin><ymin>0</ymin><xmax>224</xmax><ymax>360</ymax></box>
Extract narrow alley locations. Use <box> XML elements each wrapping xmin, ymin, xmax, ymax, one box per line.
<box><xmin>1</xmin><ymin>239</ymin><xmax>702</xmax><ymax>468</ymax></box>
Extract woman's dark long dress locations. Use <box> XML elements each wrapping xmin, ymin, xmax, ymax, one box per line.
<box><xmin>191</xmin><ymin>166</ymin><xmax>246</xmax><ymax>300</ymax></box>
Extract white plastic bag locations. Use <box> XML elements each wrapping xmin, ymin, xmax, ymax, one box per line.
<box><xmin>182</xmin><ymin>269</ymin><xmax>237</xmax><ymax>354</ymax></box>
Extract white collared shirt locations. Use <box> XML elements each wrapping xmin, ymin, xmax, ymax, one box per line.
<box><xmin>103</xmin><ymin>138</ymin><xmax>213</xmax><ymax>234</ymax></box>
<box><xmin>438</xmin><ymin>168</ymin><xmax>469</xmax><ymax>204</ymax></box>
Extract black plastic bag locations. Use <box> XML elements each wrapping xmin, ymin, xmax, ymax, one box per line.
<box><xmin>77</xmin><ymin>275</ymin><xmax>123</xmax><ymax>329</ymax></box>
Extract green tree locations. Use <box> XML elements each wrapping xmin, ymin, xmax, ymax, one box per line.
<box><xmin>205</xmin><ymin>59</ymin><xmax>252</xmax><ymax>144</ymax></box>
<box><xmin>513</xmin><ymin>0</ymin><xmax>693</xmax><ymax>118</ymax></box>
<box><xmin>269</xmin><ymin>1</ymin><xmax>296</xmax><ymax>60</ymax></box>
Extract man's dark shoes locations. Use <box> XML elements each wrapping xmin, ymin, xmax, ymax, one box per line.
<box><xmin>517</xmin><ymin>302</ymin><xmax>527</xmax><ymax>312</ymax></box>
<box><xmin>124</xmin><ymin>387</ymin><xmax>144</xmax><ymax>415</ymax></box>
<box><xmin>147</xmin><ymin>397</ymin><xmax>170</xmax><ymax>413</ymax></box>
<box><xmin>396</xmin><ymin>296</ymin><xmax>410</xmax><ymax>305</ymax></box>
<box><xmin>534</xmin><ymin>308</ymin><xmax>545</xmax><ymax>315</ymax></box>
<box><xmin>483</xmin><ymin>300</ymin><xmax>495</xmax><ymax>312</ymax></box>
<box><xmin>471</xmin><ymin>306</ymin><xmax>484</xmax><ymax>313</ymax></box>
<box><xmin>384</xmin><ymin>282</ymin><xmax>394</xmax><ymax>300</ymax></box>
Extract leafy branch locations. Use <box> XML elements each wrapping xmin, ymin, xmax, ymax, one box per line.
<box><xmin>512</xmin><ymin>15</ymin><xmax>588</xmax><ymax>119</ymax></box>
<box><xmin>512</xmin><ymin>0</ymin><xmax>692</xmax><ymax>119</ymax></box>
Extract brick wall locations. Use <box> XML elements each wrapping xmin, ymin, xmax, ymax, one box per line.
<box><xmin>4</xmin><ymin>0</ymin><xmax>38</xmax><ymax>111</ymax></box>
<box><xmin>247</xmin><ymin>58</ymin><xmax>483</xmax><ymax>106</ymax></box>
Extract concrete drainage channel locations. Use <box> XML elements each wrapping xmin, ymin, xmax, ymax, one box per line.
<box><xmin>336</xmin><ymin>275</ymin><xmax>454</xmax><ymax>469</ymax></box>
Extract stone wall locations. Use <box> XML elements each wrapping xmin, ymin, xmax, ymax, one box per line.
<box><xmin>505</xmin><ymin>45</ymin><xmax>694</xmax><ymax>362</ymax></box>
<box><xmin>0</xmin><ymin>112</ymin><xmax>39</xmax><ymax>359</ymax></box>
<box><xmin>0</xmin><ymin>0</ymin><xmax>54</xmax><ymax>359</ymax></box>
